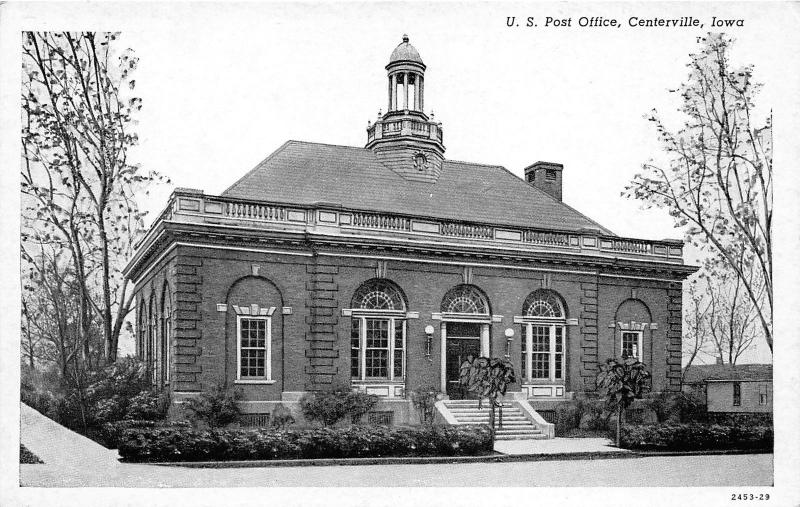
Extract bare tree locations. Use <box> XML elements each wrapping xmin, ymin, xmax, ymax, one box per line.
<box><xmin>704</xmin><ymin>257</ymin><xmax>762</xmax><ymax>365</ymax></box>
<box><xmin>625</xmin><ymin>33</ymin><xmax>772</xmax><ymax>352</ymax></box>
<box><xmin>21</xmin><ymin>32</ymin><xmax>165</xmax><ymax>363</ymax></box>
<box><xmin>681</xmin><ymin>279</ymin><xmax>710</xmax><ymax>381</ymax></box>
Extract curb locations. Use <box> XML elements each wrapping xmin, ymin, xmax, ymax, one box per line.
<box><xmin>126</xmin><ymin>447</ymin><xmax>773</xmax><ymax>469</ymax></box>
<box><xmin>138</xmin><ymin>451</ymin><xmax>637</xmax><ymax>468</ymax></box>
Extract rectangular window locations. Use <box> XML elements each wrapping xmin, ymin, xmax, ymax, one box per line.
<box><xmin>531</xmin><ymin>325</ymin><xmax>550</xmax><ymax>379</ymax></box>
<box><xmin>733</xmin><ymin>382</ymin><xmax>741</xmax><ymax>406</ymax></box>
<box><xmin>554</xmin><ymin>326</ymin><xmax>564</xmax><ymax>380</ymax></box>
<box><xmin>238</xmin><ymin>317</ymin><xmax>271</xmax><ymax>380</ymax></box>
<box><xmin>393</xmin><ymin>319</ymin><xmax>405</xmax><ymax>379</ymax></box>
<box><xmin>350</xmin><ymin>318</ymin><xmax>361</xmax><ymax>378</ymax></box>
<box><xmin>759</xmin><ymin>384</ymin><xmax>768</xmax><ymax>405</ymax></box>
<box><xmin>621</xmin><ymin>331</ymin><xmax>642</xmax><ymax>360</ymax></box>
<box><xmin>351</xmin><ymin>317</ymin><xmax>405</xmax><ymax>381</ymax></box>
<box><xmin>365</xmin><ymin>319</ymin><xmax>389</xmax><ymax>378</ymax></box>
<box><xmin>523</xmin><ymin>324</ymin><xmax>566</xmax><ymax>383</ymax></box>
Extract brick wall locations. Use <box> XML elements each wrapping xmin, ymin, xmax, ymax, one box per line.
<box><xmin>133</xmin><ymin>243</ymin><xmax>686</xmax><ymax>408</ymax></box>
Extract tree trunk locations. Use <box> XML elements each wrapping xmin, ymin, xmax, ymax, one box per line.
<box><xmin>616</xmin><ymin>405</ymin><xmax>622</xmax><ymax>447</ymax></box>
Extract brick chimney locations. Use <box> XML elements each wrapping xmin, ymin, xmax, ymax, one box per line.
<box><xmin>524</xmin><ymin>161</ymin><xmax>563</xmax><ymax>201</ymax></box>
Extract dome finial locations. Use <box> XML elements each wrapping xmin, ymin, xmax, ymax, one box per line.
<box><xmin>402</xmin><ymin>34</ymin><xmax>409</xmax><ymax>43</ymax></box>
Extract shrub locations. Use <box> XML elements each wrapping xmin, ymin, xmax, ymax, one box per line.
<box><xmin>101</xmin><ymin>419</ymin><xmax>192</xmax><ymax>448</ymax></box>
<box><xmin>126</xmin><ymin>390</ymin><xmax>171</xmax><ymax>421</ymax></box>
<box><xmin>270</xmin><ymin>403</ymin><xmax>295</xmax><ymax>430</ymax></box>
<box><xmin>576</xmin><ymin>398</ymin><xmax>610</xmax><ymax>430</ymax></box>
<box><xmin>673</xmin><ymin>392</ymin><xmax>708</xmax><ymax>423</ymax></box>
<box><xmin>554</xmin><ymin>402</ymin><xmax>581</xmax><ymax>435</ymax></box>
<box><xmin>619</xmin><ymin>423</ymin><xmax>773</xmax><ymax>451</ymax></box>
<box><xmin>300</xmin><ymin>387</ymin><xmax>379</xmax><ymax>426</ymax></box>
<box><xmin>20</xmin><ymin>444</ymin><xmax>43</xmax><ymax>464</ymax></box>
<box><xmin>410</xmin><ymin>386</ymin><xmax>439</xmax><ymax>425</ymax></box>
<box><xmin>117</xmin><ymin>424</ymin><xmax>493</xmax><ymax>462</ymax></box>
<box><xmin>182</xmin><ymin>385</ymin><xmax>241</xmax><ymax>428</ymax></box>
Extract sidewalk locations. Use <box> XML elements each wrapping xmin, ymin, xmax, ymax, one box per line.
<box><xmin>494</xmin><ymin>437</ymin><xmax>629</xmax><ymax>457</ymax></box>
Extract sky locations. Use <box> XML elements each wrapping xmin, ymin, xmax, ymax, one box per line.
<box><xmin>4</xmin><ymin>2</ymin><xmax>797</xmax><ymax>364</ymax></box>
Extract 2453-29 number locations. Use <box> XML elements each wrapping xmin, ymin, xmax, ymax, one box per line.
<box><xmin>731</xmin><ymin>493</ymin><xmax>770</xmax><ymax>501</ymax></box>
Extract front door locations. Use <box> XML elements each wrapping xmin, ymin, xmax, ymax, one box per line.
<box><xmin>445</xmin><ymin>323</ymin><xmax>482</xmax><ymax>399</ymax></box>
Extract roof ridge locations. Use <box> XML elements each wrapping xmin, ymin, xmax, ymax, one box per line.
<box><xmin>444</xmin><ymin>159</ymin><xmax>505</xmax><ymax>169</ymax></box>
<box><xmin>450</xmin><ymin>159</ymin><xmax>616</xmax><ymax>236</ymax></box>
<box><xmin>284</xmin><ymin>139</ymin><xmax>371</xmax><ymax>151</ymax></box>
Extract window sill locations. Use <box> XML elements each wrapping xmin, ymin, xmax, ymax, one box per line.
<box><xmin>235</xmin><ymin>379</ymin><xmax>276</xmax><ymax>385</ymax></box>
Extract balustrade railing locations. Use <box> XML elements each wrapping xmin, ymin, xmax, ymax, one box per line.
<box><xmin>609</xmin><ymin>239</ymin><xmax>652</xmax><ymax>254</ymax></box>
<box><xmin>224</xmin><ymin>201</ymin><xmax>287</xmax><ymax>221</ymax></box>
<box><xmin>351</xmin><ymin>212</ymin><xmax>411</xmax><ymax>232</ymax></box>
<box><xmin>522</xmin><ymin>230</ymin><xmax>570</xmax><ymax>246</ymax></box>
<box><xmin>165</xmin><ymin>190</ymin><xmax>682</xmax><ymax>263</ymax></box>
<box><xmin>440</xmin><ymin>222</ymin><xmax>493</xmax><ymax>240</ymax></box>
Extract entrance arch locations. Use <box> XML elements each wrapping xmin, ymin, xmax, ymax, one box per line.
<box><xmin>438</xmin><ymin>284</ymin><xmax>492</xmax><ymax>398</ymax></box>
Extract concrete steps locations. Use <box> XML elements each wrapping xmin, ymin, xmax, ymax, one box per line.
<box><xmin>441</xmin><ymin>400</ymin><xmax>548</xmax><ymax>441</ymax></box>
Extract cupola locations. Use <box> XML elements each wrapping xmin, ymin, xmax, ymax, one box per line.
<box><xmin>366</xmin><ymin>35</ymin><xmax>445</xmax><ymax>183</ymax></box>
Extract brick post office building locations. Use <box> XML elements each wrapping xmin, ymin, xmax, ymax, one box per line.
<box><xmin>124</xmin><ymin>36</ymin><xmax>696</xmax><ymax>431</ymax></box>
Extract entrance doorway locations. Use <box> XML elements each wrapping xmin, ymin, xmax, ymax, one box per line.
<box><xmin>445</xmin><ymin>322</ymin><xmax>482</xmax><ymax>399</ymax></box>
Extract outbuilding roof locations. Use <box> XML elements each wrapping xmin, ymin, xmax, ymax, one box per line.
<box><xmin>682</xmin><ymin>364</ymin><xmax>773</xmax><ymax>384</ymax></box>
<box><xmin>221</xmin><ymin>140</ymin><xmax>613</xmax><ymax>234</ymax></box>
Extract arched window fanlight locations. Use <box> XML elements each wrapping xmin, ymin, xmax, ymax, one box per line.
<box><xmin>441</xmin><ymin>284</ymin><xmax>489</xmax><ymax>315</ymax></box>
<box><xmin>522</xmin><ymin>289</ymin><xmax>565</xmax><ymax>318</ymax></box>
<box><xmin>351</xmin><ymin>279</ymin><xmax>406</xmax><ymax>311</ymax></box>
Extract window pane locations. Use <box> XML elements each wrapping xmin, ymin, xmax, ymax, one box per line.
<box><xmin>532</xmin><ymin>326</ymin><xmax>549</xmax><ymax>352</ymax></box>
<box><xmin>555</xmin><ymin>327</ymin><xmax>563</xmax><ymax>352</ymax></box>
<box><xmin>366</xmin><ymin>319</ymin><xmax>389</xmax><ymax>348</ymax></box>
<box><xmin>351</xmin><ymin>318</ymin><xmax>360</xmax><ymax>378</ymax></box>
<box><xmin>555</xmin><ymin>353</ymin><xmax>563</xmax><ymax>380</ymax></box>
<box><xmin>394</xmin><ymin>320</ymin><xmax>404</xmax><ymax>349</ymax></box>
<box><xmin>622</xmin><ymin>332</ymin><xmax>639</xmax><ymax>359</ymax></box>
<box><xmin>365</xmin><ymin>350</ymin><xmax>388</xmax><ymax>378</ymax></box>
<box><xmin>394</xmin><ymin>349</ymin><xmax>403</xmax><ymax>378</ymax></box>
<box><xmin>532</xmin><ymin>353</ymin><xmax>549</xmax><ymax>379</ymax></box>
<box><xmin>521</xmin><ymin>328</ymin><xmax>527</xmax><ymax>379</ymax></box>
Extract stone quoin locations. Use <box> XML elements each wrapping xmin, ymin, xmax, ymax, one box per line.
<box><xmin>123</xmin><ymin>35</ymin><xmax>697</xmax><ymax>429</ymax></box>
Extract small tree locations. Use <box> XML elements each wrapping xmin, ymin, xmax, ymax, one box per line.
<box><xmin>596</xmin><ymin>357</ymin><xmax>651</xmax><ymax>447</ymax></box>
<box><xmin>410</xmin><ymin>385</ymin><xmax>439</xmax><ymax>425</ymax></box>
<box><xmin>299</xmin><ymin>386</ymin><xmax>379</xmax><ymax>427</ymax></box>
<box><xmin>458</xmin><ymin>356</ymin><xmax>516</xmax><ymax>443</ymax></box>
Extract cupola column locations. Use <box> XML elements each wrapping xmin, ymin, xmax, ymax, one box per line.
<box><xmin>418</xmin><ymin>74</ymin><xmax>424</xmax><ymax>111</ymax></box>
<box><xmin>386</xmin><ymin>74</ymin><xmax>396</xmax><ymax>112</ymax></box>
<box><xmin>403</xmin><ymin>72</ymin><xmax>409</xmax><ymax>110</ymax></box>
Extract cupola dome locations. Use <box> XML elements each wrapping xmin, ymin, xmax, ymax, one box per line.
<box><xmin>389</xmin><ymin>34</ymin><xmax>425</xmax><ymax>66</ymax></box>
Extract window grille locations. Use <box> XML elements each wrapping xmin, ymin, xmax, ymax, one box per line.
<box><xmin>441</xmin><ymin>285</ymin><xmax>489</xmax><ymax>314</ymax></box>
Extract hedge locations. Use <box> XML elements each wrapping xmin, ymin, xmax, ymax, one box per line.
<box><xmin>117</xmin><ymin>424</ymin><xmax>493</xmax><ymax>462</ymax></box>
<box><xmin>101</xmin><ymin>419</ymin><xmax>192</xmax><ymax>449</ymax></box>
<box><xmin>619</xmin><ymin>423</ymin><xmax>773</xmax><ymax>451</ymax></box>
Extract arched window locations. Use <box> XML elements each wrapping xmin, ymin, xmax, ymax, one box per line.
<box><xmin>441</xmin><ymin>284</ymin><xmax>489</xmax><ymax>315</ymax></box>
<box><xmin>350</xmin><ymin>279</ymin><xmax>407</xmax><ymax>383</ymax></box>
<box><xmin>161</xmin><ymin>284</ymin><xmax>172</xmax><ymax>386</ymax></box>
<box><xmin>520</xmin><ymin>290</ymin><xmax>566</xmax><ymax>383</ymax></box>
<box><xmin>523</xmin><ymin>289</ymin><xmax>564</xmax><ymax>318</ymax></box>
<box><xmin>352</xmin><ymin>279</ymin><xmax>406</xmax><ymax>311</ymax></box>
